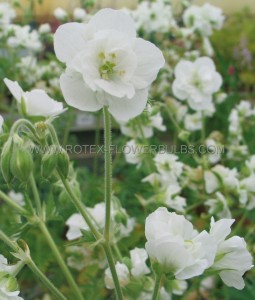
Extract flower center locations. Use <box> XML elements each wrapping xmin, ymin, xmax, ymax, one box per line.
<box><xmin>98</xmin><ymin>52</ymin><xmax>117</xmax><ymax>80</ymax></box>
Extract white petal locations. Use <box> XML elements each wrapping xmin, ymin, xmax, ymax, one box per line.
<box><xmin>88</xmin><ymin>8</ymin><xmax>136</xmax><ymax>38</ymax></box>
<box><xmin>95</xmin><ymin>79</ymin><xmax>135</xmax><ymax>99</ymax></box>
<box><xmin>54</xmin><ymin>22</ymin><xmax>88</xmax><ymax>63</ymax></box>
<box><xmin>210</xmin><ymin>218</ymin><xmax>235</xmax><ymax>244</ymax></box>
<box><xmin>4</xmin><ymin>78</ymin><xmax>23</xmax><ymax>102</ymax></box>
<box><xmin>107</xmin><ymin>88</ymin><xmax>148</xmax><ymax>121</ymax></box>
<box><xmin>219</xmin><ymin>270</ymin><xmax>245</xmax><ymax>290</ymax></box>
<box><xmin>132</xmin><ymin>38</ymin><xmax>165</xmax><ymax>88</ymax></box>
<box><xmin>60</xmin><ymin>72</ymin><xmax>103</xmax><ymax>112</ymax></box>
<box><xmin>25</xmin><ymin>90</ymin><xmax>64</xmax><ymax>117</ymax></box>
<box><xmin>172</xmin><ymin>80</ymin><xmax>187</xmax><ymax>100</ymax></box>
<box><xmin>195</xmin><ymin>57</ymin><xmax>216</xmax><ymax>71</ymax></box>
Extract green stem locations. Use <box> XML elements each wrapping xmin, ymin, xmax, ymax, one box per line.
<box><xmin>38</xmin><ymin>222</ymin><xmax>83</xmax><ymax>300</ymax></box>
<box><xmin>10</xmin><ymin>119</ymin><xmax>37</xmax><ymax>138</ymax></box>
<box><xmin>152</xmin><ymin>273</ymin><xmax>163</xmax><ymax>300</ymax></box>
<box><xmin>102</xmin><ymin>107</ymin><xmax>123</xmax><ymax>300</ymax></box>
<box><xmin>103</xmin><ymin>106</ymin><xmax>112</xmax><ymax>242</ymax></box>
<box><xmin>0</xmin><ymin>191</ymin><xmax>29</xmax><ymax>215</ymax></box>
<box><xmin>93</xmin><ymin>114</ymin><xmax>101</xmax><ymax>176</ymax></box>
<box><xmin>59</xmin><ymin>174</ymin><xmax>102</xmax><ymax>240</ymax></box>
<box><xmin>11</xmin><ymin>261</ymin><xmax>26</xmax><ymax>277</ymax></box>
<box><xmin>103</xmin><ymin>243</ymin><xmax>123</xmax><ymax>300</ymax></box>
<box><xmin>29</xmin><ymin>174</ymin><xmax>43</xmax><ymax>217</ymax></box>
<box><xmin>0</xmin><ymin>230</ymin><xmax>67</xmax><ymax>300</ymax></box>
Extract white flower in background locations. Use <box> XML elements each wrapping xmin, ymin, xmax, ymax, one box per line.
<box><xmin>118</xmin><ymin>106</ymin><xmax>166</xmax><ymax>139</ymax></box>
<box><xmin>206</xmin><ymin>139</ymin><xmax>221</xmax><ymax>164</ymax></box>
<box><xmin>73</xmin><ymin>8</ymin><xmax>87</xmax><ymax>22</ymax></box>
<box><xmin>172</xmin><ymin>279</ymin><xmax>188</xmax><ymax>296</ymax></box>
<box><xmin>145</xmin><ymin>207</ymin><xmax>216</xmax><ymax>279</ymax></box>
<box><xmin>172</xmin><ymin>57</ymin><xmax>222</xmax><ymax>111</ymax></box>
<box><xmin>104</xmin><ymin>262</ymin><xmax>130</xmax><ymax>289</ymax></box>
<box><xmin>205</xmin><ymin>192</ymin><xmax>231</xmax><ymax>219</ymax></box>
<box><xmin>0</xmin><ymin>115</ymin><xmax>3</xmax><ymax>134</ymax></box>
<box><xmin>7</xmin><ymin>25</ymin><xmax>42</xmax><ymax>52</ymax></box>
<box><xmin>215</xmin><ymin>93</ymin><xmax>227</xmax><ymax>104</ymax></box>
<box><xmin>66</xmin><ymin>202</ymin><xmax>135</xmax><ymax>240</ymax></box>
<box><xmin>38</xmin><ymin>23</ymin><xmax>51</xmax><ymax>34</ymax></box>
<box><xmin>0</xmin><ymin>3</ymin><xmax>16</xmax><ymax>25</ymax></box>
<box><xmin>184</xmin><ymin>112</ymin><xmax>202</xmax><ymax>131</ymax></box>
<box><xmin>4</xmin><ymin>78</ymin><xmax>65</xmax><ymax>117</ymax></box>
<box><xmin>131</xmin><ymin>0</ymin><xmax>176</xmax><ymax>33</ymax></box>
<box><xmin>8</xmin><ymin>191</ymin><xmax>25</xmax><ymax>207</ymax></box>
<box><xmin>124</xmin><ymin>139</ymin><xmax>143</xmax><ymax>165</ymax></box>
<box><xmin>165</xmin><ymin>185</ymin><xmax>187</xmax><ymax>212</ymax></box>
<box><xmin>54</xmin><ymin>7</ymin><xmax>67</xmax><ymax>20</ymax></box>
<box><xmin>202</xmin><ymin>37</ymin><xmax>214</xmax><ymax>56</ymax></box>
<box><xmin>130</xmin><ymin>248</ymin><xmax>150</xmax><ymax>277</ymax></box>
<box><xmin>236</xmin><ymin>100</ymin><xmax>255</xmax><ymax>118</ymax></box>
<box><xmin>154</xmin><ymin>153</ymin><xmax>183</xmax><ymax>180</ymax></box>
<box><xmin>54</xmin><ymin>8</ymin><xmax>165</xmax><ymax>121</ymax></box>
<box><xmin>204</xmin><ymin>165</ymin><xmax>239</xmax><ymax>194</ymax></box>
<box><xmin>209</xmin><ymin>218</ymin><xmax>253</xmax><ymax>289</ymax></box>
<box><xmin>183</xmin><ymin>3</ymin><xmax>224</xmax><ymax>37</ymax></box>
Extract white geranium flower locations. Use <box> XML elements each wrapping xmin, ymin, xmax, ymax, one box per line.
<box><xmin>104</xmin><ymin>262</ymin><xmax>130</xmax><ymax>289</ymax></box>
<box><xmin>4</xmin><ymin>78</ymin><xmax>65</xmax><ymax>117</ymax></box>
<box><xmin>154</xmin><ymin>153</ymin><xmax>183</xmax><ymax>180</ymax></box>
<box><xmin>38</xmin><ymin>23</ymin><xmax>51</xmax><ymax>34</ymax></box>
<box><xmin>183</xmin><ymin>3</ymin><xmax>224</xmax><ymax>37</ymax></box>
<box><xmin>0</xmin><ymin>115</ymin><xmax>3</xmax><ymax>134</ymax></box>
<box><xmin>145</xmin><ymin>207</ymin><xmax>216</xmax><ymax>279</ymax></box>
<box><xmin>130</xmin><ymin>248</ymin><xmax>150</xmax><ymax>278</ymax></box>
<box><xmin>0</xmin><ymin>3</ymin><xmax>16</xmax><ymax>25</ymax></box>
<box><xmin>124</xmin><ymin>139</ymin><xmax>143</xmax><ymax>165</ymax></box>
<box><xmin>54</xmin><ymin>8</ymin><xmax>165</xmax><ymax>121</ymax></box>
<box><xmin>206</xmin><ymin>139</ymin><xmax>221</xmax><ymax>164</ymax></box>
<box><xmin>54</xmin><ymin>7</ymin><xmax>67</xmax><ymax>20</ymax></box>
<box><xmin>66</xmin><ymin>202</ymin><xmax>134</xmax><ymax>240</ymax></box>
<box><xmin>172</xmin><ymin>57</ymin><xmax>222</xmax><ymax>111</ymax></box>
<box><xmin>131</xmin><ymin>0</ymin><xmax>176</xmax><ymax>33</ymax></box>
<box><xmin>165</xmin><ymin>185</ymin><xmax>186</xmax><ymax>212</ymax></box>
<box><xmin>184</xmin><ymin>112</ymin><xmax>202</xmax><ymax>131</ymax></box>
<box><xmin>73</xmin><ymin>8</ymin><xmax>87</xmax><ymax>21</ymax></box>
<box><xmin>209</xmin><ymin>218</ymin><xmax>253</xmax><ymax>289</ymax></box>
<box><xmin>7</xmin><ymin>25</ymin><xmax>42</xmax><ymax>52</ymax></box>
<box><xmin>8</xmin><ymin>191</ymin><xmax>25</xmax><ymax>207</ymax></box>
<box><xmin>205</xmin><ymin>192</ymin><xmax>231</xmax><ymax>219</ymax></box>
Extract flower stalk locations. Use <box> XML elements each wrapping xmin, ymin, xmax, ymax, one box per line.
<box><xmin>152</xmin><ymin>272</ymin><xmax>163</xmax><ymax>300</ymax></box>
<box><xmin>0</xmin><ymin>230</ymin><xmax>67</xmax><ymax>300</ymax></box>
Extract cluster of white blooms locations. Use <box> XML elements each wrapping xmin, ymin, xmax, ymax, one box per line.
<box><xmin>16</xmin><ymin>56</ymin><xmax>62</xmax><ymax>90</ymax></box>
<box><xmin>104</xmin><ymin>248</ymin><xmax>150</xmax><ymax>290</ymax></box>
<box><xmin>124</xmin><ymin>139</ymin><xmax>143</xmax><ymax>165</ymax></box>
<box><xmin>4</xmin><ymin>78</ymin><xmax>65</xmax><ymax>117</ymax></box>
<box><xmin>129</xmin><ymin>0</ymin><xmax>176</xmax><ymax>33</ymax></box>
<box><xmin>143</xmin><ymin>153</ymin><xmax>186</xmax><ymax>212</ymax></box>
<box><xmin>54</xmin><ymin>7</ymin><xmax>68</xmax><ymax>21</ymax></box>
<box><xmin>6</xmin><ymin>25</ymin><xmax>42</xmax><ymax>52</ymax></box>
<box><xmin>172</xmin><ymin>57</ymin><xmax>222</xmax><ymax>111</ymax></box>
<box><xmin>54</xmin><ymin>7</ymin><xmax>89</xmax><ymax>23</ymax></box>
<box><xmin>227</xmin><ymin>100</ymin><xmax>255</xmax><ymax>160</ymax></box>
<box><xmin>54</xmin><ymin>8</ymin><xmax>165</xmax><ymax>121</ymax></box>
<box><xmin>0</xmin><ymin>255</ymin><xmax>24</xmax><ymax>300</ymax></box>
<box><xmin>0</xmin><ymin>2</ymin><xmax>16</xmax><ymax>25</ymax></box>
<box><xmin>183</xmin><ymin>3</ymin><xmax>225</xmax><ymax>37</ymax></box>
<box><xmin>205</xmin><ymin>192</ymin><xmax>231</xmax><ymax>219</ymax></box>
<box><xmin>66</xmin><ymin>202</ymin><xmax>135</xmax><ymax>241</ymax></box>
<box><xmin>118</xmin><ymin>105</ymin><xmax>166</xmax><ymax>139</ymax></box>
<box><xmin>145</xmin><ymin>208</ymin><xmax>253</xmax><ymax>289</ymax></box>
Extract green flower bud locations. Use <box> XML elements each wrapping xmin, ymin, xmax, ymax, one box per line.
<box><xmin>11</xmin><ymin>147</ymin><xmax>33</xmax><ymax>182</ymax></box>
<box><xmin>0</xmin><ymin>138</ymin><xmax>14</xmax><ymax>183</ymax></box>
<box><xmin>178</xmin><ymin>130</ymin><xmax>190</xmax><ymax>142</ymax></box>
<box><xmin>41</xmin><ymin>145</ymin><xmax>58</xmax><ymax>179</ymax></box>
<box><xmin>57</xmin><ymin>146</ymin><xmax>69</xmax><ymax>178</ymax></box>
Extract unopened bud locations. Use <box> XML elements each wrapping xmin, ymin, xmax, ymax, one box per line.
<box><xmin>178</xmin><ymin>130</ymin><xmax>190</xmax><ymax>142</ymax></box>
<box><xmin>41</xmin><ymin>145</ymin><xmax>58</xmax><ymax>179</ymax></box>
<box><xmin>57</xmin><ymin>146</ymin><xmax>69</xmax><ymax>178</ymax></box>
<box><xmin>1</xmin><ymin>138</ymin><xmax>14</xmax><ymax>183</ymax></box>
<box><xmin>11</xmin><ymin>148</ymin><xmax>33</xmax><ymax>182</ymax></box>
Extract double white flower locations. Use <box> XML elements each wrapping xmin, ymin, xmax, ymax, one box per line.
<box><xmin>54</xmin><ymin>8</ymin><xmax>165</xmax><ymax>121</ymax></box>
<box><xmin>172</xmin><ymin>57</ymin><xmax>222</xmax><ymax>111</ymax></box>
<box><xmin>145</xmin><ymin>208</ymin><xmax>216</xmax><ymax>279</ymax></box>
